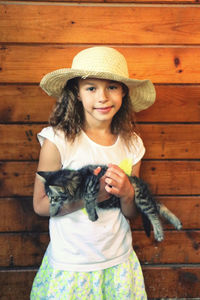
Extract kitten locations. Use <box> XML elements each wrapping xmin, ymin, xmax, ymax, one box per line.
<box><xmin>38</xmin><ymin>165</ymin><xmax>182</xmax><ymax>242</ymax></box>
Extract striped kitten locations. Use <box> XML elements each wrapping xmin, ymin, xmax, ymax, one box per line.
<box><xmin>38</xmin><ymin>165</ymin><xmax>182</xmax><ymax>242</ymax></box>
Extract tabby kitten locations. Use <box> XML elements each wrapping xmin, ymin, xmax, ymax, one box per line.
<box><xmin>38</xmin><ymin>165</ymin><xmax>182</xmax><ymax>242</ymax></box>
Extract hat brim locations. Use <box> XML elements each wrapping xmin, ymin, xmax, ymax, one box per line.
<box><xmin>40</xmin><ymin>68</ymin><xmax>156</xmax><ymax>112</ymax></box>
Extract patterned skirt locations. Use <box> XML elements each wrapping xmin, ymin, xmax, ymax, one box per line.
<box><xmin>30</xmin><ymin>251</ymin><xmax>147</xmax><ymax>300</ymax></box>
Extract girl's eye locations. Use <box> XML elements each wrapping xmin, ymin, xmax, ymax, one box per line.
<box><xmin>108</xmin><ymin>85</ymin><xmax>118</xmax><ymax>90</ymax></box>
<box><xmin>86</xmin><ymin>87</ymin><xmax>95</xmax><ymax>92</ymax></box>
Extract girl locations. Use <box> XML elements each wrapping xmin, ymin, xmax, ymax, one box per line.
<box><xmin>31</xmin><ymin>46</ymin><xmax>156</xmax><ymax>299</ymax></box>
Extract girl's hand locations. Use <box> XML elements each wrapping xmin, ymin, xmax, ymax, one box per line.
<box><xmin>104</xmin><ymin>164</ymin><xmax>137</xmax><ymax>219</ymax></box>
<box><xmin>93</xmin><ymin>167</ymin><xmax>111</xmax><ymax>203</ymax></box>
<box><xmin>104</xmin><ymin>164</ymin><xmax>134</xmax><ymax>200</ymax></box>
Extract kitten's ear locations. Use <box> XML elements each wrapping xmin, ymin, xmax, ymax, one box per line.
<box><xmin>49</xmin><ymin>185</ymin><xmax>64</xmax><ymax>196</ymax></box>
<box><xmin>37</xmin><ymin>171</ymin><xmax>50</xmax><ymax>183</ymax></box>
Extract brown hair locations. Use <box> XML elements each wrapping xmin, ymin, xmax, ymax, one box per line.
<box><xmin>49</xmin><ymin>78</ymin><xmax>138</xmax><ymax>145</ymax></box>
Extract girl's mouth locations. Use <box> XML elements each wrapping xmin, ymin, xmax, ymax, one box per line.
<box><xmin>95</xmin><ymin>106</ymin><xmax>113</xmax><ymax>113</ymax></box>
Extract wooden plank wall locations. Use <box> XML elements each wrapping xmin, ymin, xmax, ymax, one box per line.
<box><xmin>0</xmin><ymin>0</ymin><xmax>200</xmax><ymax>299</ymax></box>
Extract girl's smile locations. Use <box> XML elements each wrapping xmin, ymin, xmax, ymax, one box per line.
<box><xmin>94</xmin><ymin>105</ymin><xmax>113</xmax><ymax>113</ymax></box>
<box><xmin>78</xmin><ymin>78</ymin><xmax>125</xmax><ymax>126</ymax></box>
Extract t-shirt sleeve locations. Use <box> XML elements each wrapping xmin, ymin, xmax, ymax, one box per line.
<box><xmin>132</xmin><ymin>134</ymin><xmax>146</xmax><ymax>165</ymax></box>
<box><xmin>37</xmin><ymin>126</ymin><xmax>66</xmax><ymax>164</ymax></box>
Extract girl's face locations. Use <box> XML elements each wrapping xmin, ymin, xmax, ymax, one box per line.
<box><xmin>78</xmin><ymin>78</ymin><xmax>125</xmax><ymax>128</ymax></box>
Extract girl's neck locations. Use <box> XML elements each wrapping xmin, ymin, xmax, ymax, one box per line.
<box><xmin>83</xmin><ymin>126</ymin><xmax>118</xmax><ymax>147</ymax></box>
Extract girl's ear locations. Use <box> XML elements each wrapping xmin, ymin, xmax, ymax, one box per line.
<box><xmin>77</xmin><ymin>93</ymin><xmax>82</xmax><ymax>101</ymax></box>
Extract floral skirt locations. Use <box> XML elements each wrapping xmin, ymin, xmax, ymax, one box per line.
<box><xmin>30</xmin><ymin>251</ymin><xmax>147</xmax><ymax>300</ymax></box>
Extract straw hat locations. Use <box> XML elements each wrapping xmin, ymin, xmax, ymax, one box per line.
<box><xmin>40</xmin><ymin>46</ymin><xmax>156</xmax><ymax>112</ymax></box>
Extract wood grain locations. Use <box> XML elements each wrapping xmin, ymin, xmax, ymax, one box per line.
<box><xmin>0</xmin><ymin>231</ymin><xmax>199</xmax><ymax>267</ymax></box>
<box><xmin>137</xmin><ymin>84</ymin><xmax>200</xmax><ymax>122</ymax></box>
<box><xmin>0</xmin><ymin>124</ymin><xmax>199</xmax><ymax>160</ymax></box>
<box><xmin>141</xmin><ymin>160</ymin><xmax>200</xmax><ymax>195</ymax></box>
<box><xmin>1</xmin><ymin>1</ymin><xmax>200</xmax><ymax>299</ymax></box>
<box><xmin>0</xmin><ymin>196</ymin><xmax>199</xmax><ymax>232</ymax></box>
<box><xmin>140</xmin><ymin>124</ymin><xmax>200</xmax><ymax>159</ymax></box>
<box><xmin>143</xmin><ymin>266</ymin><xmax>200</xmax><ymax>298</ymax></box>
<box><xmin>0</xmin><ymin>233</ymin><xmax>49</xmax><ymax>267</ymax></box>
<box><xmin>1</xmin><ymin>5</ymin><xmax>200</xmax><ymax>44</ymax></box>
<box><xmin>0</xmin><ymin>161</ymin><xmax>199</xmax><ymax>196</ymax></box>
<box><xmin>0</xmin><ymin>267</ymin><xmax>199</xmax><ymax>299</ymax></box>
<box><xmin>1</xmin><ymin>45</ymin><xmax>200</xmax><ymax>84</ymax></box>
<box><xmin>0</xmin><ymin>198</ymin><xmax>49</xmax><ymax>232</ymax></box>
<box><xmin>0</xmin><ymin>84</ymin><xmax>200</xmax><ymax>123</ymax></box>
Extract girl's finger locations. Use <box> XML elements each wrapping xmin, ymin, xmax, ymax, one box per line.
<box><xmin>93</xmin><ymin>166</ymin><xmax>101</xmax><ymax>176</ymax></box>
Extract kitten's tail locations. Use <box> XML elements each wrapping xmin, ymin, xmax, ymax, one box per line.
<box><xmin>156</xmin><ymin>202</ymin><xmax>182</xmax><ymax>230</ymax></box>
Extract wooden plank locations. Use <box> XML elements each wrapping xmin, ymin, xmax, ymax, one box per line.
<box><xmin>0</xmin><ymin>270</ymin><xmax>36</xmax><ymax>300</ymax></box>
<box><xmin>143</xmin><ymin>266</ymin><xmax>200</xmax><ymax>298</ymax></box>
<box><xmin>1</xmin><ymin>84</ymin><xmax>200</xmax><ymax>123</ymax></box>
<box><xmin>0</xmin><ymin>233</ymin><xmax>49</xmax><ymax>267</ymax></box>
<box><xmin>0</xmin><ymin>85</ymin><xmax>54</xmax><ymax>123</ymax></box>
<box><xmin>0</xmin><ymin>124</ymin><xmax>42</xmax><ymax>161</ymax></box>
<box><xmin>0</xmin><ymin>267</ymin><xmax>199</xmax><ymax>299</ymax></box>
<box><xmin>0</xmin><ymin>198</ymin><xmax>48</xmax><ymax>232</ymax></box>
<box><xmin>0</xmin><ymin>124</ymin><xmax>200</xmax><ymax>160</ymax></box>
<box><xmin>140</xmin><ymin>124</ymin><xmax>200</xmax><ymax>159</ymax></box>
<box><xmin>0</xmin><ymin>231</ymin><xmax>199</xmax><ymax>267</ymax></box>
<box><xmin>0</xmin><ymin>161</ymin><xmax>38</xmax><ymax>197</ymax></box>
<box><xmin>1</xmin><ymin>5</ymin><xmax>200</xmax><ymax>44</ymax></box>
<box><xmin>0</xmin><ymin>196</ymin><xmax>198</xmax><ymax>232</ymax></box>
<box><xmin>0</xmin><ymin>161</ymin><xmax>199</xmax><ymax>196</ymax></box>
<box><xmin>132</xmin><ymin>231</ymin><xmax>200</xmax><ymax>264</ymax></box>
<box><xmin>1</xmin><ymin>45</ymin><xmax>200</xmax><ymax>84</ymax></box>
<box><xmin>141</xmin><ymin>160</ymin><xmax>200</xmax><ymax>195</ymax></box>
<box><xmin>137</xmin><ymin>84</ymin><xmax>200</xmax><ymax>122</ymax></box>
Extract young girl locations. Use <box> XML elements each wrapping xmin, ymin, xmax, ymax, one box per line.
<box><xmin>31</xmin><ymin>46</ymin><xmax>156</xmax><ymax>299</ymax></box>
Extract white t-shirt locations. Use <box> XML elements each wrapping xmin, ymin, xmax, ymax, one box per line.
<box><xmin>38</xmin><ymin>126</ymin><xmax>145</xmax><ymax>271</ymax></box>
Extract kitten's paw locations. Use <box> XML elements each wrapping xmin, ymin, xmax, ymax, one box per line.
<box><xmin>153</xmin><ymin>227</ymin><xmax>164</xmax><ymax>242</ymax></box>
<box><xmin>173</xmin><ymin>218</ymin><xmax>182</xmax><ymax>230</ymax></box>
<box><xmin>155</xmin><ymin>234</ymin><xmax>164</xmax><ymax>242</ymax></box>
<box><xmin>88</xmin><ymin>211</ymin><xmax>98</xmax><ymax>222</ymax></box>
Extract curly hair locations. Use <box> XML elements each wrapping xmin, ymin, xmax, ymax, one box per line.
<box><xmin>49</xmin><ymin>78</ymin><xmax>138</xmax><ymax>146</ymax></box>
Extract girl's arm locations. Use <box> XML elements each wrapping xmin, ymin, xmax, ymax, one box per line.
<box><xmin>33</xmin><ymin>138</ymin><xmax>62</xmax><ymax>216</ymax></box>
<box><xmin>33</xmin><ymin>138</ymin><xmax>110</xmax><ymax>216</ymax></box>
<box><xmin>104</xmin><ymin>161</ymin><xmax>141</xmax><ymax>219</ymax></box>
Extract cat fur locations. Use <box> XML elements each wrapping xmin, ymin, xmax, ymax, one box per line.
<box><xmin>38</xmin><ymin>165</ymin><xmax>182</xmax><ymax>242</ymax></box>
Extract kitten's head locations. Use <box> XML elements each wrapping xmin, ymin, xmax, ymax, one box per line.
<box><xmin>37</xmin><ymin>169</ymin><xmax>81</xmax><ymax>198</ymax></box>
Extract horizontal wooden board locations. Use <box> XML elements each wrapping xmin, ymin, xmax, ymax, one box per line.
<box><xmin>1</xmin><ymin>4</ymin><xmax>200</xmax><ymax>44</ymax></box>
<box><xmin>132</xmin><ymin>231</ymin><xmax>200</xmax><ymax>264</ymax></box>
<box><xmin>0</xmin><ymin>266</ymin><xmax>199</xmax><ymax>299</ymax></box>
<box><xmin>0</xmin><ymin>161</ymin><xmax>199</xmax><ymax>196</ymax></box>
<box><xmin>143</xmin><ymin>266</ymin><xmax>200</xmax><ymax>298</ymax></box>
<box><xmin>140</xmin><ymin>124</ymin><xmax>200</xmax><ymax>159</ymax></box>
<box><xmin>0</xmin><ymin>124</ymin><xmax>200</xmax><ymax>160</ymax></box>
<box><xmin>0</xmin><ymin>84</ymin><xmax>200</xmax><ymax>123</ymax></box>
<box><xmin>0</xmin><ymin>231</ymin><xmax>199</xmax><ymax>267</ymax></box>
<box><xmin>0</xmin><ymin>233</ymin><xmax>49</xmax><ymax>268</ymax></box>
<box><xmin>0</xmin><ymin>196</ymin><xmax>199</xmax><ymax>232</ymax></box>
<box><xmin>1</xmin><ymin>45</ymin><xmax>200</xmax><ymax>84</ymax></box>
<box><xmin>0</xmin><ymin>85</ymin><xmax>55</xmax><ymax>123</ymax></box>
<box><xmin>0</xmin><ymin>198</ymin><xmax>49</xmax><ymax>232</ymax></box>
<box><xmin>137</xmin><ymin>84</ymin><xmax>200</xmax><ymax>122</ymax></box>
<box><xmin>141</xmin><ymin>160</ymin><xmax>200</xmax><ymax>195</ymax></box>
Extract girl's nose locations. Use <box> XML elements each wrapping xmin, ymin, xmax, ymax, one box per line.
<box><xmin>98</xmin><ymin>88</ymin><xmax>108</xmax><ymax>103</ymax></box>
